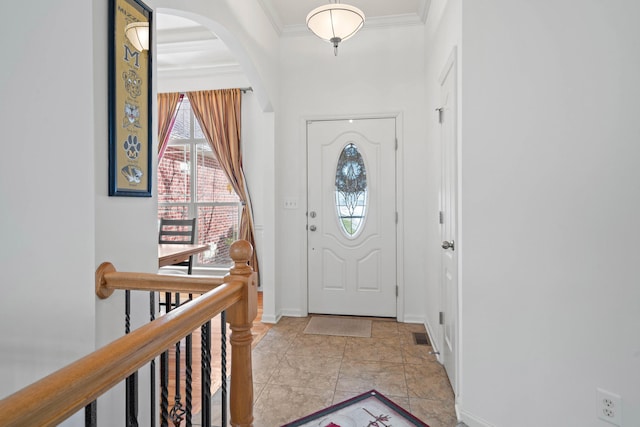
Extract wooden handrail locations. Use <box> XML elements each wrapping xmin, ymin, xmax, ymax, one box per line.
<box><xmin>96</xmin><ymin>263</ymin><xmax>226</xmax><ymax>298</ymax></box>
<box><xmin>0</xmin><ymin>240</ymin><xmax>257</xmax><ymax>427</ymax></box>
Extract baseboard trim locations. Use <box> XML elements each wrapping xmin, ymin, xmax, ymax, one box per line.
<box><xmin>458</xmin><ymin>409</ymin><xmax>495</xmax><ymax>427</ymax></box>
<box><xmin>423</xmin><ymin>319</ymin><xmax>443</xmax><ymax>364</ymax></box>
<box><xmin>280</xmin><ymin>309</ymin><xmax>307</xmax><ymax>318</ymax></box>
<box><xmin>260</xmin><ymin>313</ymin><xmax>280</xmax><ymax>324</ymax></box>
<box><xmin>402</xmin><ymin>315</ymin><xmax>426</xmax><ymax>324</ymax></box>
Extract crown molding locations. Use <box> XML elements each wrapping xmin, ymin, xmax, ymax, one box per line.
<box><xmin>157</xmin><ymin>39</ymin><xmax>220</xmax><ymax>55</ymax></box>
<box><xmin>256</xmin><ymin>0</ymin><xmax>429</xmax><ymax>38</ymax></box>
<box><xmin>281</xmin><ymin>13</ymin><xmax>425</xmax><ymax>37</ymax></box>
<box><xmin>256</xmin><ymin>0</ymin><xmax>283</xmax><ymax>36</ymax></box>
<box><xmin>157</xmin><ymin>26</ymin><xmax>217</xmax><ymax>44</ymax></box>
<box><xmin>158</xmin><ymin>63</ymin><xmax>245</xmax><ymax>78</ymax></box>
<box><xmin>418</xmin><ymin>0</ymin><xmax>431</xmax><ymax>24</ymax></box>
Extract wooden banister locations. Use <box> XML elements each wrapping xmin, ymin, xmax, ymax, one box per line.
<box><xmin>0</xmin><ymin>240</ymin><xmax>257</xmax><ymax>427</ymax></box>
<box><xmin>96</xmin><ymin>263</ymin><xmax>226</xmax><ymax>298</ymax></box>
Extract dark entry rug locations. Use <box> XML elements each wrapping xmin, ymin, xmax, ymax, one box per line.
<box><xmin>281</xmin><ymin>390</ymin><xmax>430</xmax><ymax>427</ymax></box>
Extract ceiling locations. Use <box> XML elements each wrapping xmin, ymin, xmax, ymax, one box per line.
<box><xmin>156</xmin><ymin>0</ymin><xmax>430</xmax><ymax>80</ymax></box>
<box><xmin>262</xmin><ymin>0</ymin><xmax>429</xmax><ymax>33</ymax></box>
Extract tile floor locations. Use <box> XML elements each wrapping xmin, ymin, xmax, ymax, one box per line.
<box><xmin>210</xmin><ymin>316</ymin><xmax>458</xmax><ymax>427</ymax></box>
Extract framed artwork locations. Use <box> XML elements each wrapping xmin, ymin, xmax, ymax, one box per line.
<box><xmin>108</xmin><ymin>0</ymin><xmax>153</xmax><ymax>196</ymax></box>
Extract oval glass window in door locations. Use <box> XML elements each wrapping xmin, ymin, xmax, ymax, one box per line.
<box><xmin>335</xmin><ymin>143</ymin><xmax>368</xmax><ymax>237</ymax></box>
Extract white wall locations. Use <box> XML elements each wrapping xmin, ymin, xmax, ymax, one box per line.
<box><xmin>0</xmin><ymin>1</ymin><xmax>99</xmax><ymax>424</ymax></box>
<box><xmin>242</xmin><ymin>93</ymin><xmax>276</xmax><ymax>320</ymax></box>
<box><xmin>0</xmin><ymin>0</ymin><xmax>95</xmax><ymax>412</ymax></box>
<box><xmin>91</xmin><ymin>0</ymin><xmax>158</xmax><ymax>423</ymax></box>
<box><xmin>276</xmin><ymin>25</ymin><xmax>428</xmax><ymax>321</ymax></box>
<box><xmin>458</xmin><ymin>1</ymin><xmax>640</xmax><ymax>425</ymax></box>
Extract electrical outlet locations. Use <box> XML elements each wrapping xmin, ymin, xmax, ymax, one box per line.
<box><xmin>283</xmin><ymin>198</ymin><xmax>298</xmax><ymax>209</ymax></box>
<box><xmin>597</xmin><ymin>388</ymin><xmax>622</xmax><ymax>426</ymax></box>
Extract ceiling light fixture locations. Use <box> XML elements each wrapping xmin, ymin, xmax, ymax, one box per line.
<box><xmin>306</xmin><ymin>1</ymin><xmax>365</xmax><ymax>56</ymax></box>
<box><xmin>125</xmin><ymin>22</ymin><xmax>150</xmax><ymax>51</ymax></box>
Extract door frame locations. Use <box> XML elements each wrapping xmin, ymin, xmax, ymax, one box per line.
<box><xmin>300</xmin><ymin>112</ymin><xmax>405</xmax><ymax>321</ymax></box>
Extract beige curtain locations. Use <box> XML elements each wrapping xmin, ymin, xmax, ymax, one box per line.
<box><xmin>187</xmin><ymin>89</ymin><xmax>259</xmax><ymax>275</ymax></box>
<box><xmin>157</xmin><ymin>92</ymin><xmax>183</xmax><ymax>160</ymax></box>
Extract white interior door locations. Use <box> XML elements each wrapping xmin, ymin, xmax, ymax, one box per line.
<box><xmin>307</xmin><ymin>118</ymin><xmax>397</xmax><ymax>317</ymax></box>
<box><xmin>439</xmin><ymin>51</ymin><xmax>459</xmax><ymax>394</ymax></box>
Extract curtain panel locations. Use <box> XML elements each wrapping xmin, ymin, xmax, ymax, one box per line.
<box><xmin>187</xmin><ymin>89</ymin><xmax>259</xmax><ymax>276</ymax></box>
<box><xmin>157</xmin><ymin>92</ymin><xmax>184</xmax><ymax>160</ymax></box>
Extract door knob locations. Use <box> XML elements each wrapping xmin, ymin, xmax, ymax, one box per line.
<box><xmin>441</xmin><ymin>240</ymin><xmax>455</xmax><ymax>250</ymax></box>
<box><xmin>309</xmin><ymin>225</ymin><xmax>317</xmax><ymax>232</ymax></box>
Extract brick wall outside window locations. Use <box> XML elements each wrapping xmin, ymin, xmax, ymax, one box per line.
<box><xmin>159</xmin><ymin>144</ymin><xmax>241</xmax><ymax>268</ymax></box>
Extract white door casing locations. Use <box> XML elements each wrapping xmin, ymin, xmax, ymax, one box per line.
<box><xmin>307</xmin><ymin>118</ymin><xmax>397</xmax><ymax>317</ymax></box>
<box><xmin>439</xmin><ymin>49</ymin><xmax>459</xmax><ymax>394</ymax></box>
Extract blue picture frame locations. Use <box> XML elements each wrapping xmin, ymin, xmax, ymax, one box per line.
<box><xmin>108</xmin><ymin>0</ymin><xmax>153</xmax><ymax>196</ymax></box>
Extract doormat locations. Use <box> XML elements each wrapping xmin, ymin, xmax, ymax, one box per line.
<box><xmin>303</xmin><ymin>316</ymin><xmax>372</xmax><ymax>338</ymax></box>
<box><xmin>281</xmin><ymin>389</ymin><xmax>430</xmax><ymax>427</ymax></box>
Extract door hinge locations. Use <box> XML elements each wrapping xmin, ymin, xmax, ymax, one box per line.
<box><xmin>439</xmin><ymin>311</ymin><xmax>444</xmax><ymax>325</ymax></box>
<box><xmin>439</xmin><ymin>211</ymin><xmax>444</xmax><ymax>224</ymax></box>
<box><xmin>396</xmin><ymin>285</ymin><xmax>399</xmax><ymax>297</ymax></box>
<box><xmin>436</xmin><ymin>107</ymin><xmax>444</xmax><ymax>124</ymax></box>
<box><xmin>395</xmin><ymin>137</ymin><xmax>398</xmax><ymax>150</ymax></box>
<box><xmin>395</xmin><ymin>212</ymin><xmax>398</xmax><ymax>224</ymax></box>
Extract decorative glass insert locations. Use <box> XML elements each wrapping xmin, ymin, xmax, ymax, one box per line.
<box><xmin>335</xmin><ymin>143</ymin><xmax>368</xmax><ymax>237</ymax></box>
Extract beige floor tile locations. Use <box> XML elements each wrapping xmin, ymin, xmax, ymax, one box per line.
<box><xmin>331</xmin><ymin>390</ymin><xmax>362</xmax><ymax>405</ymax></box>
<box><xmin>410</xmin><ymin>397</ymin><xmax>458</xmax><ymax>427</ymax></box>
<box><xmin>343</xmin><ymin>336</ymin><xmax>403</xmax><ymax>364</ymax></box>
<box><xmin>336</xmin><ymin>359</ymin><xmax>408</xmax><ymax>397</ymax></box>
<box><xmin>269</xmin><ymin>355</ymin><xmax>342</xmax><ymax>389</ymax></box>
<box><xmin>402</xmin><ymin>343</ymin><xmax>439</xmax><ymax>365</ymax></box>
<box><xmin>398</xmin><ymin>322</ymin><xmax>427</xmax><ymax>333</ymax></box>
<box><xmin>253</xmin><ymin>332</ymin><xmax>295</xmax><ymax>354</ymax></box>
<box><xmin>274</xmin><ymin>316</ymin><xmax>310</xmax><ymax>331</ymax></box>
<box><xmin>371</xmin><ymin>320</ymin><xmax>400</xmax><ymax>338</ymax></box>
<box><xmin>285</xmin><ymin>334</ymin><xmax>347</xmax><ymax>358</ymax></box>
<box><xmin>252</xmin><ymin>348</ymin><xmax>283</xmax><ymax>384</ymax></box>
<box><xmin>246</xmin><ymin>316</ymin><xmax>457</xmax><ymax>426</ymax></box>
<box><xmin>253</xmin><ymin>382</ymin><xmax>267</xmax><ymax>402</ymax></box>
<box><xmin>252</xmin><ymin>384</ymin><xmax>334</xmax><ymax>427</ymax></box>
<box><xmin>405</xmin><ymin>362</ymin><xmax>454</xmax><ymax>401</ymax></box>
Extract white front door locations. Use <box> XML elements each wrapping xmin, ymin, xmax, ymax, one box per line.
<box><xmin>307</xmin><ymin>118</ymin><xmax>397</xmax><ymax>317</ymax></box>
<box><xmin>439</xmin><ymin>50</ymin><xmax>459</xmax><ymax>394</ymax></box>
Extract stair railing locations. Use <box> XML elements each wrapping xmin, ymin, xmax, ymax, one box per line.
<box><xmin>0</xmin><ymin>240</ymin><xmax>257</xmax><ymax>427</ymax></box>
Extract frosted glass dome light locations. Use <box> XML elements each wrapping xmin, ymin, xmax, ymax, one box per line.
<box><xmin>306</xmin><ymin>3</ymin><xmax>365</xmax><ymax>56</ymax></box>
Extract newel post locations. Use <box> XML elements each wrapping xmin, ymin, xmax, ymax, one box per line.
<box><xmin>225</xmin><ymin>240</ymin><xmax>258</xmax><ymax>427</ymax></box>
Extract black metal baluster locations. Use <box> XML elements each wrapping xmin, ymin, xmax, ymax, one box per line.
<box><xmin>186</xmin><ymin>294</ymin><xmax>193</xmax><ymax>426</ymax></box>
<box><xmin>170</xmin><ymin>293</ymin><xmax>185</xmax><ymax>426</ymax></box>
<box><xmin>201</xmin><ymin>320</ymin><xmax>211</xmax><ymax>427</ymax></box>
<box><xmin>125</xmin><ymin>290</ymin><xmax>139</xmax><ymax>427</ymax></box>
<box><xmin>160</xmin><ymin>292</ymin><xmax>171</xmax><ymax>427</ymax></box>
<box><xmin>84</xmin><ymin>400</ymin><xmax>97</xmax><ymax>427</ymax></box>
<box><xmin>127</xmin><ymin>372</ymin><xmax>139</xmax><ymax>427</ymax></box>
<box><xmin>221</xmin><ymin>310</ymin><xmax>227</xmax><ymax>427</ymax></box>
<box><xmin>150</xmin><ymin>291</ymin><xmax>157</xmax><ymax>427</ymax></box>
<box><xmin>185</xmin><ymin>332</ymin><xmax>193</xmax><ymax>427</ymax></box>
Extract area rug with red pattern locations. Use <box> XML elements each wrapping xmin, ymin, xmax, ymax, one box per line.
<box><xmin>281</xmin><ymin>390</ymin><xmax>430</xmax><ymax>427</ymax></box>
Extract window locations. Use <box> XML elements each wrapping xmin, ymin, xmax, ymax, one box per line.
<box><xmin>335</xmin><ymin>143</ymin><xmax>368</xmax><ymax>237</ymax></box>
<box><xmin>158</xmin><ymin>97</ymin><xmax>242</xmax><ymax>268</ymax></box>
